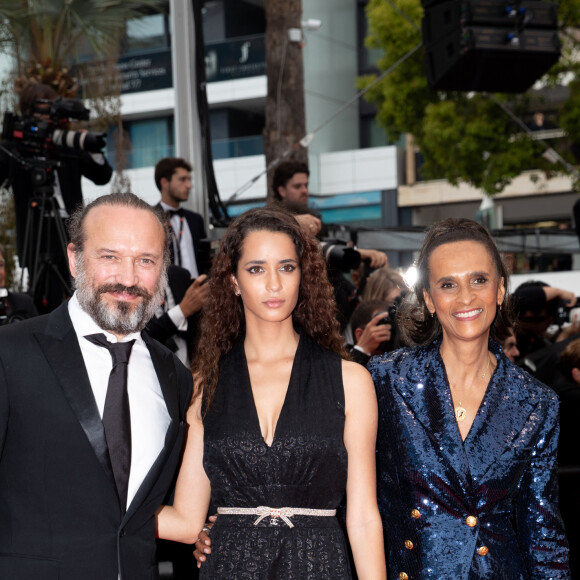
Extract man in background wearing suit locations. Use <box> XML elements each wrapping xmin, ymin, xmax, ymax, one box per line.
<box><xmin>154</xmin><ymin>157</ymin><xmax>207</xmax><ymax>277</ymax></box>
<box><xmin>146</xmin><ymin>263</ymin><xmax>206</xmax><ymax>366</ymax></box>
<box><xmin>0</xmin><ymin>192</ymin><xmax>192</xmax><ymax>580</ymax></box>
<box><xmin>152</xmin><ymin>158</ymin><xmax>209</xmax><ymax>366</ymax></box>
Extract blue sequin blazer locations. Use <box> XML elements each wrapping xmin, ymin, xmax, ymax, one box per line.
<box><xmin>369</xmin><ymin>339</ymin><xmax>569</xmax><ymax>580</ymax></box>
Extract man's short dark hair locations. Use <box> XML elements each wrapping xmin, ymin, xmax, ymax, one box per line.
<box><xmin>350</xmin><ymin>299</ymin><xmax>389</xmax><ymax>341</ymax></box>
<box><xmin>271</xmin><ymin>161</ymin><xmax>309</xmax><ymax>201</ymax></box>
<box><xmin>154</xmin><ymin>157</ymin><xmax>192</xmax><ymax>192</ymax></box>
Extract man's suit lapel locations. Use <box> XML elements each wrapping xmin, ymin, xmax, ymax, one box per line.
<box><xmin>156</xmin><ymin>202</ymin><xmax>178</xmax><ymax>266</ymax></box>
<box><xmin>391</xmin><ymin>342</ymin><xmax>472</xmax><ymax>491</ymax></box>
<box><xmin>35</xmin><ymin>303</ymin><xmax>116</xmax><ymax>488</ymax></box>
<box><xmin>124</xmin><ymin>331</ymin><xmax>181</xmax><ymax>521</ymax></box>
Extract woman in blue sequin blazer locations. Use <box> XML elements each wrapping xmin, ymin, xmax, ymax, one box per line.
<box><xmin>369</xmin><ymin>218</ymin><xmax>569</xmax><ymax>580</ymax></box>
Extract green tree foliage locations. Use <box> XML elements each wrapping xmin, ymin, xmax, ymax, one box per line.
<box><xmin>358</xmin><ymin>0</ymin><xmax>580</xmax><ymax>194</ymax></box>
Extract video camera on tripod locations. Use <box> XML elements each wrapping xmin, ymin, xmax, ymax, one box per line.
<box><xmin>2</xmin><ymin>96</ymin><xmax>106</xmax><ymax>156</ymax></box>
<box><xmin>1</xmin><ymin>97</ymin><xmax>107</xmax><ymax>196</ymax></box>
<box><xmin>0</xmin><ymin>96</ymin><xmax>108</xmax><ymax>309</ymax></box>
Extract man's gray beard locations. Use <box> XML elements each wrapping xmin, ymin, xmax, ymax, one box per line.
<box><xmin>74</xmin><ymin>253</ymin><xmax>167</xmax><ymax>336</ymax></box>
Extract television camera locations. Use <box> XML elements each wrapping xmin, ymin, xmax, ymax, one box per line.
<box><xmin>0</xmin><ymin>97</ymin><xmax>108</xmax><ymax>307</ymax></box>
<box><xmin>2</xmin><ymin>96</ymin><xmax>106</xmax><ymax>157</ymax></box>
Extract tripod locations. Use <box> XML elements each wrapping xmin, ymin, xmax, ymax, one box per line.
<box><xmin>20</xmin><ymin>187</ymin><xmax>72</xmax><ymax>309</ymax></box>
<box><xmin>0</xmin><ymin>145</ymin><xmax>74</xmax><ymax>311</ymax></box>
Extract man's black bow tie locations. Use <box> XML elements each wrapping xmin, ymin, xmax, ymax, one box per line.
<box><xmin>166</xmin><ymin>207</ymin><xmax>185</xmax><ymax>217</ymax></box>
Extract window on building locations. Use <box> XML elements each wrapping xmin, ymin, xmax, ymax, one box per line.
<box><xmin>209</xmin><ymin>107</ymin><xmax>265</xmax><ymax>159</ymax></box>
<box><xmin>107</xmin><ymin>117</ymin><xmax>174</xmax><ymax>170</ymax></box>
<box><xmin>202</xmin><ymin>0</ymin><xmax>265</xmax><ymax>43</ymax></box>
<box><xmin>357</xmin><ymin>2</ymin><xmax>384</xmax><ymax>73</ymax></box>
<box><xmin>360</xmin><ymin>116</ymin><xmax>396</xmax><ymax>149</ymax></box>
<box><xmin>125</xmin><ymin>13</ymin><xmax>169</xmax><ymax>53</ymax></box>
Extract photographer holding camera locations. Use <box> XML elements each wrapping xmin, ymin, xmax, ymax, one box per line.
<box><xmin>270</xmin><ymin>161</ymin><xmax>388</xmax><ymax>330</ymax></box>
<box><xmin>347</xmin><ymin>299</ymin><xmax>392</xmax><ymax>366</ymax></box>
<box><xmin>0</xmin><ymin>83</ymin><xmax>112</xmax><ymax>312</ymax></box>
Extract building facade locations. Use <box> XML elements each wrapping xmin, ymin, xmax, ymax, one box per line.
<box><xmin>79</xmin><ymin>0</ymin><xmax>578</xmax><ymax>270</ymax></box>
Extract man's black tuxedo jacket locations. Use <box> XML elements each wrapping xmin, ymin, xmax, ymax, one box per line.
<box><xmin>0</xmin><ymin>302</ymin><xmax>193</xmax><ymax>580</ymax></box>
<box><xmin>145</xmin><ymin>265</ymin><xmax>198</xmax><ymax>361</ymax></box>
<box><xmin>155</xmin><ymin>204</ymin><xmax>207</xmax><ymax>274</ymax></box>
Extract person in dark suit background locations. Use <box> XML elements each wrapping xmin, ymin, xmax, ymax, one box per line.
<box><xmin>0</xmin><ymin>245</ymin><xmax>38</xmax><ymax>322</ymax></box>
<box><xmin>552</xmin><ymin>339</ymin><xmax>580</xmax><ymax>577</ymax></box>
<box><xmin>0</xmin><ymin>192</ymin><xmax>192</xmax><ymax>580</ymax></box>
<box><xmin>154</xmin><ymin>157</ymin><xmax>207</xmax><ymax>277</ymax></box>
<box><xmin>146</xmin><ymin>264</ymin><xmax>208</xmax><ymax>366</ymax></box>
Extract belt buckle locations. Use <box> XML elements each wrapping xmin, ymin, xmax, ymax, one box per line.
<box><xmin>269</xmin><ymin>508</ymin><xmax>281</xmax><ymax>526</ymax></box>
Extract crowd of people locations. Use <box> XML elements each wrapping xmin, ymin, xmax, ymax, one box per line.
<box><xmin>0</xmin><ymin>139</ymin><xmax>576</xmax><ymax>579</ymax></box>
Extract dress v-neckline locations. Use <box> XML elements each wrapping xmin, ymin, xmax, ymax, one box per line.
<box><xmin>242</xmin><ymin>334</ymin><xmax>302</xmax><ymax>449</ymax></box>
<box><xmin>440</xmin><ymin>352</ymin><xmax>497</xmax><ymax>444</ymax></box>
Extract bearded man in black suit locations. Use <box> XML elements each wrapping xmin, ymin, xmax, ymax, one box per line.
<box><xmin>0</xmin><ymin>192</ymin><xmax>192</xmax><ymax>580</ymax></box>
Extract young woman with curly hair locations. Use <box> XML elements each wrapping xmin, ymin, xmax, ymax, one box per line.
<box><xmin>157</xmin><ymin>207</ymin><xmax>385</xmax><ymax>579</ymax></box>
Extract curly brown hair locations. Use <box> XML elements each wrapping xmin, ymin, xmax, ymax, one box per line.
<box><xmin>192</xmin><ymin>207</ymin><xmax>347</xmax><ymax>408</ymax></box>
<box><xmin>398</xmin><ymin>217</ymin><xmax>513</xmax><ymax>346</ymax></box>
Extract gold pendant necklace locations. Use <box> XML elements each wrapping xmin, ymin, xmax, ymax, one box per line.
<box><xmin>450</xmin><ymin>355</ymin><xmax>493</xmax><ymax>423</ymax></box>
<box><xmin>455</xmin><ymin>403</ymin><xmax>467</xmax><ymax>422</ymax></box>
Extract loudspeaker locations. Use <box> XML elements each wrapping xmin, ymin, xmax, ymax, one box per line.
<box><xmin>423</xmin><ymin>0</ymin><xmax>558</xmax><ymax>45</ymax></box>
<box><xmin>425</xmin><ymin>26</ymin><xmax>560</xmax><ymax>92</ymax></box>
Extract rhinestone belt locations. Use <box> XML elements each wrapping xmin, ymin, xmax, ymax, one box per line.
<box><xmin>217</xmin><ymin>506</ymin><xmax>337</xmax><ymax>529</ymax></box>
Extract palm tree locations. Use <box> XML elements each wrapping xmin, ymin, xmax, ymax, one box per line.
<box><xmin>0</xmin><ymin>0</ymin><xmax>165</xmax><ymax>95</ymax></box>
<box><xmin>0</xmin><ymin>0</ymin><xmax>166</xmax><ymax>273</ymax></box>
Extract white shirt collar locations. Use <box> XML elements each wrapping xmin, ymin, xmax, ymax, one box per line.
<box><xmin>68</xmin><ymin>292</ymin><xmax>142</xmax><ymax>344</ymax></box>
<box><xmin>159</xmin><ymin>200</ymin><xmax>180</xmax><ymax>212</ymax></box>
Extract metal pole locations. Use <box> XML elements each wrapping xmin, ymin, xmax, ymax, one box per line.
<box><xmin>169</xmin><ymin>0</ymin><xmax>207</xmax><ymax>219</ymax></box>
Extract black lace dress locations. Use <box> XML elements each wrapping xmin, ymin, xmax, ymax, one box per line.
<box><xmin>201</xmin><ymin>332</ymin><xmax>352</xmax><ymax>579</ymax></box>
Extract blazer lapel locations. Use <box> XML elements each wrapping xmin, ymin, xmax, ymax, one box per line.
<box><xmin>464</xmin><ymin>345</ymin><xmax>542</xmax><ymax>483</ymax></box>
<box><xmin>35</xmin><ymin>303</ymin><xmax>115</xmax><ymax>488</ymax></box>
<box><xmin>124</xmin><ymin>332</ymin><xmax>181</xmax><ymax>521</ymax></box>
<box><xmin>391</xmin><ymin>341</ymin><xmax>473</xmax><ymax>491</ymax></box>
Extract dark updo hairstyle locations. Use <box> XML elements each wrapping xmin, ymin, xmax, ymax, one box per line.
<box><xmin>398</xmin><ymin>218</ymin><xmax>513</xmax><ymax>346</ymax></box>
<box><xmin>192</xmin><ymin>207</ymin><xmax>347</xmax><ymax>408</ymax></box>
